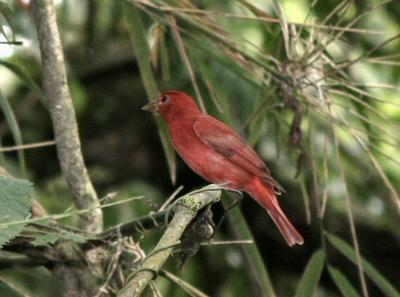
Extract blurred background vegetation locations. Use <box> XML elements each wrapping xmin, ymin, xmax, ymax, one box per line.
<box><xmin>0</xmin><ymin>0</ymin><xmax>399</xmax><ymax>296</ymax></box>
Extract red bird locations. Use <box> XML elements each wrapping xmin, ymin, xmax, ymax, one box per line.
<box><xmin>143</xmin><ymin>91</ymin><xmax>303</xmax><ymax>246</ymax></box>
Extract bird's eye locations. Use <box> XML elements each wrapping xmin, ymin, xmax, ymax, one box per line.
<box><xmin>160</xmin><ymin>95</ymin><xmax>169</xmax><ymax>103</ymax></box>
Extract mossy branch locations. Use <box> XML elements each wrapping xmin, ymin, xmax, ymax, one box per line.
<box><xmin>117</xmin><ymin>184</ymin><xmax>222</xmax><ymax>297</ymax></box>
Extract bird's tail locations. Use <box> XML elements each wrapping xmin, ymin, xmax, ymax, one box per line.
<box><xmin>247</xmin><ymin>178</ymin><xmax>304</xmax><ymax>247</ymax></box>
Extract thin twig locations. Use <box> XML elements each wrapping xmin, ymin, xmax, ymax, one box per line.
<box><xmin>0</xmin><ymin>140</ymin><xmax>55</xmax><ymax>152</ymax></box>
<box><xmin>332</xmin><ymin>125</ymin><xmax>370</xmax><ymax>297</ymax></box>
<box><xmin>159</xmin><ymin>185</ymin><xmax>184</xmax><ymax>211</ymax></box>
<box><xmin>320</xmin><ymin>135</ymin><xmax>330</xmax><ymax>218</ymax></box>
<box><xmin>339</xmin><ymin>33</ymin><xmax>400</xmax><ymax>70</ymax></box>
<box><xmin>0</xmin><ymin>41</ymin><xmax>23</xmax><ymax>45</ymax></box>
<box><xmin>160</xmin><ymin>270</ymin><xmax>210</xmax><ymax>297</ymax></box>
<box><xmin>169</xmin><ymin>15</ymin><xmax>206</xmax><ymax>112</ymax></box>
<box><xmin>201</xmin><ymin>239</ymin><xmax>254</xmax><ymax>246</ymax></box>
<box><xmin>135</xmin><ymin>0</ymin><xmax>389</xmax><ymax>35</ymax></box>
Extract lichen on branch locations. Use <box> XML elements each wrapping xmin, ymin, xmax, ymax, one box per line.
<box><xmin>117</xmin><ymin>184</ymin><xmax>222</xmax><ymax>297</ymax></box>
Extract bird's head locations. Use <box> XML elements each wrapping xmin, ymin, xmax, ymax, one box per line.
<box><xmin>142</xmin><ymin>90</ymin><xmax>201</xmax><ymax>122</ymax></box>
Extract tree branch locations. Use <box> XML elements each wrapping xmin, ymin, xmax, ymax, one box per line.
<box><xmin>32</xmin><ymin>0</ymin><xmax>102</xmax><ymax>234</ymax></box>
<box><xmin>84</xmin><ymin>210</ymin><xmax>170</xmax><ymax>249</ymax></box>
<box><xmin>31</xmin><ymin>1</ymin><xmax>104</xmax><ymax>295</ymax></box>
<box><xmin>117</xmin><ymin>185</ymin><xmax>222</xmax><ymax>297</ymax></box>
<box><xmin>0</xmin><ymin>251</ymin><xmax>42</xmax><ymax>268</ymax></box>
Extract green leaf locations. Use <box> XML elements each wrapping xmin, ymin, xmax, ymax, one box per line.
<box><xmin>31</xmin><ymin>232</ymin><xmax>60</xmax><ymax>246</ymax></box>
<box><xmin>326</xmin><ymin>232</ymin><xmax>400</xmax><ymax>297</ymax></box>
<box><xmin>31</xmin><ymin>230</ymin><xmax>88</xmax><ymax>246</ymax></box>
<box><xmin>299</xmin><ymin>174</ymin><xmax>311</xmax><ymax>224</ymax></box>
<box><xmin>0</xmin><ymin>89</ymin><xmax>26</xmax><ymax>176</ymax></box>
<box><xmin>123</xmin><ymin>1</ymin><xmax>177</xmax><ymax>184</ymax></box>
<box><xmin>328</xmin><ymin>266</ymin><xmax>362</xmax><ymax>297</ymax></box>
<box><xmin>0</xmin><ymin>276</ymin><xmax>28</xmax><ymax>297</ymax></box>
<box><xmin>191</xmin><ymin>40</ymin><xmax>263</xmax><ymax>90</ymax></box>
<box><xmin>0</xmin><ymin>2</ymin><xmax>15</xmax><ymax>43</ymax></box>
<box><xmin>247</xmin><ymin>94</ymin><xmax>268</xmax><ymax>146</ymax></box>
<box><xmin>192</xmin><ymin>52</ymin><xmax>235</xmax><ymax>124</ymax></box>
<box><xmin>0</xmin><ymin>176</ymin><xmax>33</xmax><ymax>248</ymax></box>
<box><xmin>60</xmin><ymin>230</ymin><xmax>88</xmax><ymax>243</ymax></box>
<box><xmin>159</xmin><ymin>28</ymin><xmax>170</xmax><ymax>82</ymax></box>
<box><xmin>294</xmin><ymin>249</ymin><xmax>325</xmax><ymax>297</ymax></box>
<box><xmin>0</xmin><ymin>60</ymin><xmax>47</xmax><ymax>108</ymax></box>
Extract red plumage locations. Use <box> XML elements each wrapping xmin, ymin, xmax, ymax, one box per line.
<box><xmin>143</xmin><ymin>90</ymin><xmax>303</xmax><ymax>246</ymax></box>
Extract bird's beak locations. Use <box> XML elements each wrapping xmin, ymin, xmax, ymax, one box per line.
<box><xmin>141</xmin><ymin>100</ymin><xmax>158</xmax><ymax>112</ymax></box>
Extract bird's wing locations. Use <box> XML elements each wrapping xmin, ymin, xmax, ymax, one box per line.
<box><xmin>193</xmin><ymin>116</ymin><xmax>284</xmax><ymax>194</ymax></box>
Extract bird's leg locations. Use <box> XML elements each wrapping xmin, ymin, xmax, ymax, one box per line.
<box><xmin>214</xmin><ymin>182</ymin><xmax>245</xmax><ymax>198</ymax></box>
<box><xmin>164</xmin><ymin>184</ymin><xmax>223</xmax><ymax>224</ymax></box>
<box><xmin>224</xmin><ymin>188</ymin><xmax>243</xmax><ymax>197</ymax></box>
<box><xmin>215</xmin><ymin>181</ymin><xmax>230</xmax><ymax>188</ymax></box>
<box><xmin>215</xmin><ymin>190</ymin><xmax>243</xmax><ymax>230</ymax></box>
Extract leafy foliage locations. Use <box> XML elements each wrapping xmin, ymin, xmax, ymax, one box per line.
<box><xmin>31</xmin><ymin>230</ymin><xmax>88</xmax><ymax>246</ymax></box>
<box><xmin>294</xmin><ymin>249</ymin><xmax>325</xmax><ymax>297</ymax></box>
<box><xmin>328</xmin><ymin>266</ymin><xmax>362</xmax><ymax>297</ymax></box>
<box><xmin>0</xmin><ymin>176</ymin><xmax>33</xmax><ymax>248</ymax></box>
<box><xmin>326</xmin><ymin>232</ymin><xmax>400</xmax><ymax>297</ymax></box>
<box><xmin>0</xmin><ymin>91</ymin><xmax>26</xmax><ymax>175</ymax></box>
<box><xmin>0</xmin><ymin>0</ymin><xmax>399</xmax><ymax>296</ymax></box>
